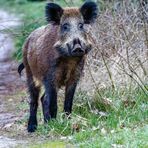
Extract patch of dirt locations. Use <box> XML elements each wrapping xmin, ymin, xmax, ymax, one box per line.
<box><xmin>0</xmin><ymin>136</ymin><xmax>24</xmax><ymax>148</ymax></box>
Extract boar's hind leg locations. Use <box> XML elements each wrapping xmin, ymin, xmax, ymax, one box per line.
<box><xmin>26</xmin><ymin>69</ymin><xmax>40</xmax><ymax>132</ymax></box>
<box><xmin>64</xmin><ymin>81</ymin><xmax>77</xmax><ymax>116</ymax></box>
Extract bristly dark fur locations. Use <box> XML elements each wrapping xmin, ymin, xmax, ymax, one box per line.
<box><xmin>18</xmin><ymin>63</ymin><xmax>25</xmax><ymax>76</ymax></box>
<box><xmin>45</xmin><ymin>3</ymin><xmax>64</xmax><ymax>25</ymax></box>
<box><xmin>80</xmin><ymin>1</ymin><xmax>98</xmax><ymax>24</ymax></box>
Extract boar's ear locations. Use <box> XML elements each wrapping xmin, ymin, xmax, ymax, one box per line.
<box><xmin>80</xmin><ymin>1</ymin><xmax>98</xmax><ymax>24</ymax></box>
<box><xmin>45</xmin><ymin>3</ymin><xmax>63</xmax><ymax>25</ymax></box>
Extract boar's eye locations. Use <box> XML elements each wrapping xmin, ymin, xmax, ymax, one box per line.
<box><xmin>78</xmin><ymin>23</ymin><xmax>84</xmax><ymax>31</ymax></box>
<box><xmin>62</xmin><ymin>23</ymin><xmax>70</xmax><ymax>32</ymax></box>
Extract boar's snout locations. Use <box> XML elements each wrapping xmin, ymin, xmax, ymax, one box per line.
<box><xmin>67</xmin><ymin>38</ymin><xmax>92</xmax><ymax>57</ymax></box>
<box><xmin>72</xmin><ymin>45</ymin><xmax>84</xmax><ymax>54</ymax></box>
<box><xmin>71</xmin><ymin>38</ymin><xmax>85</xmax><ymax>56</ymax></box>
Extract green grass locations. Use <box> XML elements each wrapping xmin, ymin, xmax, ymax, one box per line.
<box><xmin>16</xmin><ymin>87</ymin><xmax>147</xmax><ymax>148</ymax></box>
<box><xmin>0</xmin><ymin>0</ymin><xmax>147</xmax><ymax>147</ymax></box>
<box><xmin>29</xmin><ymin>141</ymin><xmax>70</xmax><ymax>148</ymax></box>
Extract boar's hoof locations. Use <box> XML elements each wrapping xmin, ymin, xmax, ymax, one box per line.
<box><xmin>27</xmin><ymin>124</ymin><xmax>37</xmax><ymax>133</ymax></box>
<box><xmin>27</xmin><ymin>118</ymin><xmax>37</xmax><ymax>132</ymax></box>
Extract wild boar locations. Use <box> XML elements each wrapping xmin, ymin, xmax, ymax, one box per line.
<box><xmin>20</xmin><ymin>1</ymin><xmax>98</xmax><ymax>132</ymax></box>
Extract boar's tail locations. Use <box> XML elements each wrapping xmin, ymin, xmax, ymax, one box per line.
<box><xmin>18</xmin><ymin>63</ymin><xmax>25</xmax><ymax>76</ymax></box>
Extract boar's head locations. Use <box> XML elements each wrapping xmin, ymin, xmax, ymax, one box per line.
<box><xmin>46</xmin><ymin>1</ymin><xmax>98</xmax><ymax>57</ymax></box>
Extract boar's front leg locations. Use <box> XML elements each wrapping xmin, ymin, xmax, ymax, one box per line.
<box><xmin>64</xmin><ymin>81</ymin><xmax>77</xmax><ymax>116</ymax></box>
<box><xmin>42</xmin><ymin>71</ymin><xmax>57</xmax><ymax>122</ymax></box>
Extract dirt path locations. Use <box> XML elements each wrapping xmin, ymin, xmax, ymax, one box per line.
<box><xmin>0</xmin><ymin>10</ymin><xmax>27</xmax><ymax>147</ymax></box>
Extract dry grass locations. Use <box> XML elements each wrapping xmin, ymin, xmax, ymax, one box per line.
<box><xmin>79</xmin><ymin>0</ymin><xmax>148</xmax><ymax>95</ymax></box>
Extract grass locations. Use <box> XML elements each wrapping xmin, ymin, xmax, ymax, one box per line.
<box><xmin>15</xmin><ymin>87</ymin><xmax>147</xmax><ymax>148</ymax></box>
<box><xmin>29</xmin><ymin>141</ymin><xmax>70</xmax><ymax>148</ymax></box>
<box><xmin>0</xmin><ymin>0</ymin><xmax>147</xmax><ymax>147</ymax></box>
